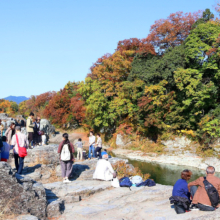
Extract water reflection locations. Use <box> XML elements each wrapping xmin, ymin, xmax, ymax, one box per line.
<box><xmin>117</xmin><ymin>156</ymin><xmax>220</xmax><ymax>186</ymax></box>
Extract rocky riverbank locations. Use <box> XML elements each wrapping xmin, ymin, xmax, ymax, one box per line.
<box><xmin>2</xmin><ymin>144</ymin><xmax>220</xmax><ymax>220</ymax></box>
<box><xmin>112</xmin><ymin>148</ymin><xmax>220</xmax><ymax>172</ymax></box>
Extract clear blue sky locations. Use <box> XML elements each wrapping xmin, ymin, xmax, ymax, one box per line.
<box><xmin>0</xmin><ymin>0</ymin><xmax>217</xmax><ymax>98</ymax></box>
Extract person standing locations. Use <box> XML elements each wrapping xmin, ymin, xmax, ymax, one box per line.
<box><xmin>1</xmin><ymin>136</ymin><xmax>10</xmax><ymax>162</ymax></box>
<box><xmin>88</xmin><ymin>131</ymin><xmax>96</xmax><ymax>159</ymax></box>
<box><xmin>76</xmin><ymin>138</ymin><xmax>83</xmax><ymax>161</ymax></box>
<box><xmin>95</xmin><ymin>134</ymin><xmax>102</xmax><ymax>159</ymax></box>
<box><xmin>5</xmin><ymin>122</ymin><xmax>15</xmax><ymax>149</ymax></box>
<box><xmin>11</xmin><ymin>126</ymin><xmax>29</xmax><ymax>174</ymax></box>
<box><xmin>26</xmin><ymin>112</ymin><xmax>35</xmax><ymax>148</ymax></box>
<box><xmin>0</xmin><ymin>120</ymin><xmax>4</xmax><ymax>137</ymax></box>
<box><xmin>57</xmin><ymin>133</ymin><xmax>75</xmax><ymax>183</ymax></box>
<box><xmin>33</xmin><ymin>117</ymin><xmax>41</xmax><ymax>146</ymax></box>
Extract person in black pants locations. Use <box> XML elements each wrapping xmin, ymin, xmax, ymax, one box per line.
<box><xmin>11</xmin><ymin>126</ymin><xmax>29</xmax><ymax>174</ymax></box>
<box><xmin>95</xmin><ymin>134</ymin><xmax>102</xmax><ymax>159</ymax></box>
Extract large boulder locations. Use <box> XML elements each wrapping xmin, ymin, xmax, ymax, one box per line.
<box><xmin>116</xmin><ymin>134</ymin><xmax>132</xmax><ymax>147</ymax></box>
<box><xmin>40</xmin><ymin>119</ymin><xmax>55</xmax><ymax>138</ymax></box>
<box><xmin>0</xmin><ymin>162</ymin><xmax>47</xmax><ymax>219</ymax></box>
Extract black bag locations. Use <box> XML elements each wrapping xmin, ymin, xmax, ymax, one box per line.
<box><xmin>203</xmin><ymin>177</ymin><xmax>219</xmax><ymax>207</ymax></box>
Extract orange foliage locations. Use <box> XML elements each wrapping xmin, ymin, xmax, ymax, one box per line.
<box><xmin>145</xmin><ymin>11</ymin><xmax>201</xmax><ymax>52</ymax></box>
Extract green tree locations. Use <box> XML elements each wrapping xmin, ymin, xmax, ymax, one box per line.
<box><xmin>129</xmin><ymin>45</ymin><xmax>186</xmax><ymax>89</ymax></box>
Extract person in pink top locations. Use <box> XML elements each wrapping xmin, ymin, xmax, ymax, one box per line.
<box><xmin>11</xmin><ymin>126</ymin><xmax>29</xmax><ymax>174</ymax></box>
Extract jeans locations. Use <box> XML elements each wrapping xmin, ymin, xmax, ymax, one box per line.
<box><xmin>89</xmin><ymin>145</ymin><xmax>95</xmax><ymax>158</ymax></box>
<box><xmin>95</xmin><ymin>147</ymin><xmax>102</xmax><ymax>159</ymax></box>
<box><xmin>14</xmin><ymin>154</ymin><xmax>24</xmax><ymax>174</ymax></box>
<box><xmin>190</xmin><ymin>186</ymin><xmax>215</xmax><ymax>211</ymax></box>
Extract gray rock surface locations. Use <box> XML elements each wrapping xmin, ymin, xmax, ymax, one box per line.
<box><xmin>0</xmin><ymin>162</ymin><xmax>47</xmax><ymax>219</ymax></box>
<box><xmin>40</xmin><ymin>119</ymin><xmax>55</xmax><ymax>138</ymax></box>
<box><xmin>116</xmin><ymin>134</ymin><xmax>132</xmax><ymax>147</ymax></box>
<box><xmin>44</xmin><ymin>179</ymin><xmax>112</xmax><ymax>204</ymax></box>
<box><xmin>58</xmin><ymin>183</ymin><xmax>220</xmax><ymax>220</ymax></box>
<box><xmin>14</xmin><ymin>215</ymin><xmax>39</xmax><ymax>220</ymax></box>
<box><xmin>46</xmin><ymin>199</ymin><xmax>64</xmax><ymax>218</ymax></box>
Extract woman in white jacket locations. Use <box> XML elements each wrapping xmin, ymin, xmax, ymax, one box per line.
<box><xmin>93</xmin><ymin>154</ymin><xmax>115</xmax><ymax>181</ymax></box>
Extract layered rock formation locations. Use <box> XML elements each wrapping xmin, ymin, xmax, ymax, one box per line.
<box><xmin>0</xmin><ymin>162</ymin><xmax>47</xmax><ymax>219</ymax></box>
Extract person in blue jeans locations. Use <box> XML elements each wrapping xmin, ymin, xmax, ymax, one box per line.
<box><xmin>88</xmin><ymin>131</ymin><xmax>96</xmax><ymax>159</ymax></box>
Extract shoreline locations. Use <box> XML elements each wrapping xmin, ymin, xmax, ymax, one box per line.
<box><xmin>112</xmin><ymin>148</ymin><xmax>220</xmax><ymax>172</ymax></box>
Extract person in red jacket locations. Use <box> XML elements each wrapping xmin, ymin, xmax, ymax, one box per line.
<box><xmin>57</xmin><ymin>133</ymin><xmax>75</xmax><ymax>183</ymax></box>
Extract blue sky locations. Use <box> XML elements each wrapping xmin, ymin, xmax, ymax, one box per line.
<box><xmin>0</xmin><ymin>0</ymin><xmax>217</xmax><ymax>98</ymax></box>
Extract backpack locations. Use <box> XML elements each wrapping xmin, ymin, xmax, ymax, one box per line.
<box><xmin>203</xmin><ymin>177</ymin><xmax>220</xmax><ymax>207</ymax></box>
<box><xmin>136</xmin><ymin>179</ymin><xmax>156</xmax><ymax>187</ymax></box>
<box><xmin>60</xmin><ymin>144</ymin><xmax>71</xmax><ymax>161</ymax></box>
<box><xmin>119</xmin><ymin>177</ymin><xmax>132</xmax><ymax>188</ymax></box>
<box><xmin>130</xmin><ymin>176</ymin><xmax>143</xmax><ymax>185</ymax></box>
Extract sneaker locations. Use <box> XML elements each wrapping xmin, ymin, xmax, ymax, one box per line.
<box><xmin>65</xmin><ymin>179</ymin><xmax>71</xmax><ymax>183</ymax></box>
<box><xmin>190</xmin><ymin>204</ymin><xmax>199</xmax><ymax>210</ymax></box>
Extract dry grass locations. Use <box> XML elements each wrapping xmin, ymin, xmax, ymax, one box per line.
<box><xmin>112</xmin><ymin>161</ymin><xmax>150</xmax><ymax>180</ymax></box>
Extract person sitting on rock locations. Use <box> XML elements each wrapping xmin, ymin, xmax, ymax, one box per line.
<box><xmin>0</xmin><ymin>136</ymin><xmax>10</xmax><ymax>162</ymax></box>
<box><xmin>170</xmin><ymin>169</ymin><xmax>192</xmax><ymax>214</ymax></box>
<box><xmin>93</xmin><ymin>154</ymin><xmax>116</xmax><ymax>181</ymax></box>
<box><xmin>58</xmin><ymin>133</ymin><xmax>75</xmax><ymax>183</ymax></box>
<box><xmin>188</xmin><ymin>166</ymin><xmax>220</xmax><ymax>211</ymax></box>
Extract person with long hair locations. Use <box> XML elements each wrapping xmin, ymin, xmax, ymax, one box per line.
<box><xmin>11</xmin><ymin>126</ymin><xmax>29</xmax><ymax>174</ymax></box>
<box><xmin>57</xmin><ymin>133</ymin><xmax>75</xmax><ymax>183</ymax></box>
<box><xmin>5</xmin><ymin>122</ymin><xmax>15</xmax><ymax>149</ymax></box>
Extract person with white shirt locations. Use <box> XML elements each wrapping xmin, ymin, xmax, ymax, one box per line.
<box><xmin>93</xmin><ymin>154</ymin><xmax>115</xmax><ymax>181</ymax></box>
<box><xmin>11</xmin><ymin>126</ymin><xmax>29</xmax><ymax>174</ymax></box>
<box><xmin>88</xmin><ymin>131</ymin><xmax>96</xmax><ymax>159</ymax></box>
<box><xmin>95</xmin><ymin>133</ymin><xmax>102</xmax><ymax>159</ymax></box>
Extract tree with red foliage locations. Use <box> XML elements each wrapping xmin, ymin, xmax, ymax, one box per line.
<box><xmin>44</xmin><ymin>89</ymin><xmax>71</xmax><ymax>126</ymax></box>
<box><xmin>116</xmin><ymin>38</ymin><xmax>155</xmax><ymax>56</ymax></box>
<box><xmin>145</xmin><ymin>11</ymin><xmax>201</xmax><ymax>53</ymax></box>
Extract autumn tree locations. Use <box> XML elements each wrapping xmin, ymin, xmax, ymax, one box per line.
<box><xmin>145</xmin><ymin>11</ymin><xmax>201</xmax><ymax>53</ymax></box>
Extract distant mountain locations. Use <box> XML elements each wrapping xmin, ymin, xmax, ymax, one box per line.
<box><xmin>3</xmin><ymin>96</ymin><xmax>29</xmax><ymax>104</ymax></box>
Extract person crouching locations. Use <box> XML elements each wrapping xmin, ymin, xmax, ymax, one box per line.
<box><xmin>93</xmin><ymin>154</ymin><xmax>116</xmax><ymax>181</ymax></box>
<box><xmin>170</xmin><ymin>169</ymin><xmax>192</xmax><ymax>214</ymax></box>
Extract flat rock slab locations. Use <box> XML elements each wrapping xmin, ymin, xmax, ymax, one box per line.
<box><xmin>57</xmin><ymin>184</ymin><xmax>220</xmax><ymax>220</ymax></box>
<box><xmin>43</xmin><ymin>180</ymin><xmax>112</xmax><ymax>203</ymax></box>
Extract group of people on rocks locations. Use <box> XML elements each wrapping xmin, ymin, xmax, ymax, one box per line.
<box><xmin>26</xmin><ymin>112</ymin><xmax>46</xmax><ymax>147</ymax></box>
<box><xmin>58</xmin><ymin>131</ymin><xmax>111</xmax><ymax>183</ymax></box>
<box><xmin>171</xmin><ymin>166</ymin><xmax>220</xmax><ymax>214</ymax></box>
<box><xmin>0</xmin><ymin>112</ymin><xmax>47</xmax><ymax>175</ymax></box>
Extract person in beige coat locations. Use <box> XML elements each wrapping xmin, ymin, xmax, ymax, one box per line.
<box><xmin>26</xmin><ymin>112</ymin><xmax>35</xmax><ymax>147</ymax></box>
<box><xmin>5</xmin><ymin>122</ymin><xmax>15</xmax><ymax>148</ymax></box>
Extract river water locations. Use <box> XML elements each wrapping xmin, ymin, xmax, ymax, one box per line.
<box><xmin>126</xmin><ymin>158</ymin><xmax>220</xmax><ymax>186</ymax></box>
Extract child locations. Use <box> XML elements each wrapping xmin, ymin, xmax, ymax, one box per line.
<box><xmin>1</xmin><ymin>136</ymin><xmax>10</xmax><ymax>162</ymax></box>
<box><xmin>76</xmin><ymin>138</ymin><xmax>83</xmax><ymax>161</ymax></box>
<box><xmin>41</xmin><ymin>131</ymin><xmax>47</xmax><ymax>146</ymax></box>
